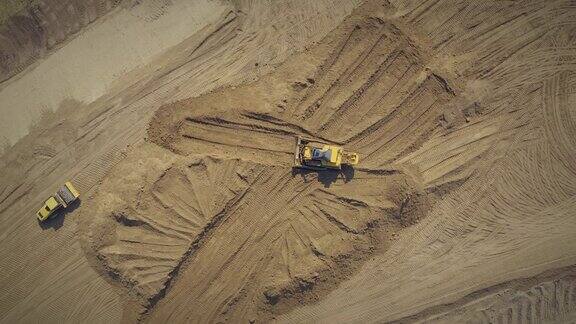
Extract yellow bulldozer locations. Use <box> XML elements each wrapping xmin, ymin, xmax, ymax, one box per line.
<box><xmin>294</xmin><ymin>136</ymin><xmax>359</xmax><ymax>170</ymax></box>
<box><xmin>37</xmin><ymin>182</ymin><xmax>80</xmax><ymax>222</ymax></box>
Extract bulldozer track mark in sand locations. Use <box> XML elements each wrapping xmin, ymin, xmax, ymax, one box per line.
<box><xmin>185</xmin><ymin>116</ymin><xmax>299</xmax><ymax>137</ymax></box>
<box><xmin>342</xmin><ymin>64</ymin><xmax>423</xmax><ymax>143</ymax></box>
<box><xmin>301</xmin><ymin>32</ymin><xmax>390</xmax><ymax>126</ymax></box>
<box><xmin>354</xmin><ymin>59</ymin><xmax>418</xmax><ymax>124</ymax></box>
<box><xmin>290</xmin><ymin>21</ymin><xmax>388</xmax><ymax>121</ymax></box>
<box><xmin>74</xmin><ymin>145</ymin><xmax>123</xmax><ymax>195</ymax></box>
<box><xmin>0</xmin><ymin>183</ymin><xmax>25</xmax><ymax>209</ymax></box>
<box><xmin>137</xmin><ymin>11</ymin><xmax>240</xmax><ymax>96</ymax></box>
<box><xmin>364</xmin><ymin>95</ymin><xmax>446</xmax><ymax>163</ymax></box>
<box><xmin>289</xmin><ymin>21</ymin><xmax>361</xmax><ymax>119</ymax></box>
<box><xmin>393</xmin><ymin>264</ymin><xmax>576</xmax><ymax>324</ymax></box>
<box><xmin>139</xmin><ymin>175</ymin><xmax>260</xmax><ymax>320</ymax></box>
<box><xmin>350</xmin><ymin>74</ymin><xmax>453</xmax><ymax>154</ymax></box>
<box><xmin>317</xmin><ymin>48</ymin><xmax>407</xmax><ymax>136</ymax></box>
<box><xmin>86</xmin><ymin>156</ymin><xmax>264</xmax><ymax>306</ymax></box>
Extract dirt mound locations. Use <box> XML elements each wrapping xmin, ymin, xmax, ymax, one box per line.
<box><xmin>81</xmin><ymin>3</ymin><xmax>463</xmax><ymax>321</ymax></box>
<box><xmin>84</xmin><ymin>140</ymin><xmax>430</xmax><ymax>321</ymax></box>
<box><xmin>149</xmin><ymin>14</ymin><xmax>456</xmax><ymax>176</ymax></box>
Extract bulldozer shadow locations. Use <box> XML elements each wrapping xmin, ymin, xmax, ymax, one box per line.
<box><xmin>38</xmin><ymin>199</ymin><xmax>81</xmax><ymax>231</ymax></box>
<box><xmin>291</xmin><ymin>165</ymin><xmax>355</xmax><ymax>188</ymax></box>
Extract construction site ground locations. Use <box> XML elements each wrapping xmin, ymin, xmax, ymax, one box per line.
<box><xmin>1</xmin><ymin>0</ymin><xmax>576</xmax><ymax>323</ymax></box>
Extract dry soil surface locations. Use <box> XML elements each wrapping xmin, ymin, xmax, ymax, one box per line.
<box><xmin>0</xmin><ymin>0</ymin><xmax>359</xmax><ymax>322</ymax></box>
<box><xmin>1</xmin><ymin>0</ymin><xmax>576</xmax><ymax>323</ymax></box>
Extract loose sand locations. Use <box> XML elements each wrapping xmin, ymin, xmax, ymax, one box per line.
<box><xmin>1</xmin><ymin>0</ymin><xmax>576</xmax><ymax>323</ymax></box>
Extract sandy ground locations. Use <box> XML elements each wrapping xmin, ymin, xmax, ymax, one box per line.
<box><xmin>1</xmin><ymin>0</ymin><xmax>576</xmax><ymax>323</ymax></box>
<box><xmin>0</xmin><ymin>0</ymin><xmax>359</xmax><ymax>322</ymax></box>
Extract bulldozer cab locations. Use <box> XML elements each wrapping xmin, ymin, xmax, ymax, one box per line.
<box><xmin>294</xmin><ymin>137</ymin><xmax>358</xmax><ymax>170</ymax></box>
<box><xmin>313</xmin><ymin>145</ymin><xmax>342</xmax><ymax>168</ymax></box>
<box><xmin>312</xmin><ymin>147</ymin><xmax>336</xmax><ymax>162</ymax></box>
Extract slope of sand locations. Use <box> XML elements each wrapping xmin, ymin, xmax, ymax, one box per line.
<box><xmin>0</xmin><ymin>0</ymin><xmax>360</xmax><ymax>322</ymax></box>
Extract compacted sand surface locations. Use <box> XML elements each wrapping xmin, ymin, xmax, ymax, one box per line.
<box><xmin>1</xmin><ymin>0</ymin><xmax>576</xmax><ymax>323</ymax></box>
